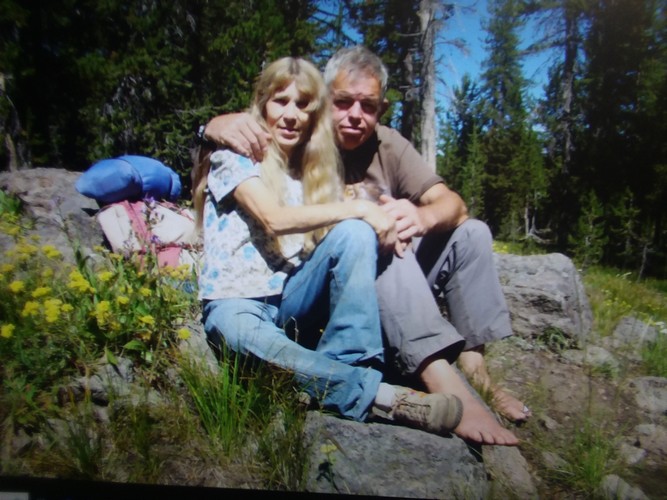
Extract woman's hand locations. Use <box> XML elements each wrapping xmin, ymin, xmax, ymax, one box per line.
<box><xmin>353</xmin><ymin>200</ymin><xmax>399</xmax><ymax>255</ymax></box>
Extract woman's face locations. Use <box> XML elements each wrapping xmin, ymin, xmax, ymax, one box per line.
<box><xmin>265</xmin><ymin>81</ymin><xmax>312</xmax><ymax>156</ymax></box>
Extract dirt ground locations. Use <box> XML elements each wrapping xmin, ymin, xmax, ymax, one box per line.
<box><xmin>485</xmin><ymin>336</ymin><xmax>667</xmax><ymax>499</ymax></box>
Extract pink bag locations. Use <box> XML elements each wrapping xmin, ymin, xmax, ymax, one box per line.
<box><xmin>96</xmin><ymin>200</ymin><xmax>201</xmax><ymax>270</ymax></box>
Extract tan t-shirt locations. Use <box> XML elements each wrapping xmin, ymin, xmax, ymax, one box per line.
<box><xmin>341</xmin><ymin>125</ymin><xmax>443</xmax><ymax>203</ymax></box>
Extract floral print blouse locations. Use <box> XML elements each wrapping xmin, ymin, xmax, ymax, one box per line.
<box><xmin>198</xmin><ymin>149</ymin><xmax>304</xmax><ymax>300</ymax></box>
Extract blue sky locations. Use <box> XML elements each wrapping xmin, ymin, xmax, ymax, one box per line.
<box><xmin>436</xmin><ymin>0</ymin><xmax>553</xmax><ymax>106</ymax></box>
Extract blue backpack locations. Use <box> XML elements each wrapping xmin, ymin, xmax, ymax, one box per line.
<box><xmin>76</xmin><ymin>155</ymin><xmax>182</xmax><ymax>205</ymax></box>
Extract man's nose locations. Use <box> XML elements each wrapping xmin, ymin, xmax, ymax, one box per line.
<box><xmin>348</xmin><ymin>100</ymin><xmax>363</xmax><ymax>119</ymax></box>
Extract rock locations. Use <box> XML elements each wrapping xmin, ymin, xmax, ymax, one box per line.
<box><xmin>618</xmin><ymin>442</ymin><xmax>647</xmax><ymax>466</ymax></box>
<box><xmin>560</xmin><ymin>345</ymin><xmax>619</xmax><ymax>374</ymax></box>
<box><xmin>600</xmin><ymin>474</ymin><xmax>649</xmax><ymax>500</ymax></box>
<box><xmin>635</xmin><ymin>424</ymin><xmax>667</xmax><ymax>459</ymax></box>
<box><xmin>629</xmin><ymin>377</ymin><xmax>667</xmax><ymax>416</ymax></box>
<box><xmin>599</xmin><ymin>317</ymin><xmax>660</xmax><ymax>362</ymax></box>
<box><xmin>495</xmin><ymin>253</ymin><xmax>593</xmax><ymax>345</ymax></box>
<box><xmin>538</xmin><ymin>414</ymin><xmax>560</xmax><ymax>431</ymax></box>
<box><xmin>304</xmin><ymin>412</ymin><xmax>489</xmax><ymax>498</ymax></box>
<box><xmin>541</xmin><ymin>450</ymin><xmax>567</xmax><ymax>471</ymax></box>
<box><xmin>177</xmin><ymin>317</ymin><xmax>219</xmax><ymax>375</ymax></box>
<box><xmin>0</xmin><ymin>167</ymin><xmax>103</xmax><ymax>263</ymax></box>
<box><xmin>483</xmin><ymin>445</ymin><xmax>539</xmax><ymax>499</ymax></box>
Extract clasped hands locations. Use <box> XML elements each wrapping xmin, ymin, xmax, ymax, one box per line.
<box><xmin>378</xmin><ymin>195</ymin><xmax>426</xmax><ymax>258</ymax></box>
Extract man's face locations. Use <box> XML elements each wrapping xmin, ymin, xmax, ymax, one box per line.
<box><xmin>330</xmin><ymin>71</ymin><xmax>383</xmax><ymax>151</ymax></box>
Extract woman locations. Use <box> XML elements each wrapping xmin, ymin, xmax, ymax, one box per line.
<box><xmin>191</xmin><ymin>57</ymin><xmax>462</xmax><ymax>434</ymax></box>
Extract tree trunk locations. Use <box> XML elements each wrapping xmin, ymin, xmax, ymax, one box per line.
<box><xmin>418</xmin><ymin>0</ymin><xmax>437</xmax><ymax>171</ymax></box>
<box><xmin>560</xmin><ymin>0</ymin><xmax>578</xmax><ymax>174</ymax></box>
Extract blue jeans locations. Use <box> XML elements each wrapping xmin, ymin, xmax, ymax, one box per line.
<box><xmin>203</xmin><ymin>219</ymin><xmax>384</xmax><ymax>421</ymax></box>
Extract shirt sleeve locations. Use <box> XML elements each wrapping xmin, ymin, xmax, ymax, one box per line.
<box><xmin>207</xmin><ymin>149</ymin><xmax>261</xmax><ymax>203</ymax></box>
<box><xmin>378</xmin><ymin>126</ymin><xmax>444</xmax><ymax>203</ymax></box>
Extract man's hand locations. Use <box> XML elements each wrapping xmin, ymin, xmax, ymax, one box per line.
<box><xmin>204</xmin><ymin>113</ymin><xmax>271</xmax><ymax>163</ymax></box>
<box><xmin>378</xmin><ymin>194</ymin><xmax>427</xmax><ymax>243</ymax></box>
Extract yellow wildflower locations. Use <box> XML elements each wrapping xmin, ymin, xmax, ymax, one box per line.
<box><xmin>93</xmin><ymin>245</ymin><xmax>106</xmax><ymax>253</ymax></box>
<box><xmin>139</xmin><ymin>315</ymin><xmax>155</xmax><ymax>326</ymax></box>
<box><xmin>98</xmin><ymin>271</ymin><xmax>115</xmax><ymax>283</ymax></box>
<box><xmin>9</xmin><ymin>280</ymin><xmax>25</xmax><ymax>293</ymax></box>
<box><xmin>1</xmin><ymin>263</ymin><xmax>14</xmax><ymax>274</ymax></box>
<box><xmin>116</xmin><ymin>295</ymin><xmax>130</xmax><ymax>305</ymax></box>
<box><xmin>31</xmin><ymin>286</ymin><xmax>51</xmax><ymax>298</ymax></box>
<box><xmin>177</xmin><ymin>328</ymin><xmax>191</xmax><ymax>340</ymax></box>
<box><xmin>68</xmin><ymin>270</ymin><xmax>93</xmax><ymax>293</ymax></box>
<box><xmin>41</xmin><ymin>268</ymin><xmax>54</xmax><ymax>279</ymax></box>
<box><xmin>16</xmin><ymin>242</ymin><xmax>39</xmax><ymax>256</ymax></box>
<box><xmin>41</xmin><ymin>245</ymin><xmax>62</xmax><ymax>259</ymax></box>
<box><xmin>22</xmin><ymin>301</ymin><xmax>40</xmax><ymax>317</ymax></box>
<box><xmin>320</xmin><ymin>443</ymin><xmax>337</xmax><ymax>455</ymax></box>
<box><xmin>4</xmin><ymin>226</ymin><xmax>20</xmax><ymax>236</ymax></box>
<box><xmin>44</xmin><ymin>298</ymin><xmax>63</xmax><ymax>323</ymax></box>
<box><xmin>1</xmin><ymin>324</ymin><xmax>15</xmax><ymax>339</ymax></box>
<box><xmin>61</xmin><ymin>303</ymin><xmax>74</xmax><ymax>313</ymax></box>
<box><xmin>93</xmin><ymin>300</ymin><xmax>112</xmax><ymax>326</ymax></box>
<box><xmin>139</xmin><ymin>287</ymin><xmax>152</xmax><ymax>297</ymax></box>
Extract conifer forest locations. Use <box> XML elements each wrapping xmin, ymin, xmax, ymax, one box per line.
<box><xmin>1</xmin><ymin>0</ymin><xmax>666</xmax><ymax>277</ymax></box>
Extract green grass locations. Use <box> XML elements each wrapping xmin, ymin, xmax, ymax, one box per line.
<box><xmin>641</xmin><ymin>322</ymin><xmax>667</xmax><ymax>377</ymax></box>
<box><xmin>179</xmin><ymin>350</ymin><xmax>310</xmax><ymax>490</ymax></box>
<box><xmin>555</xmin><ymin>417</ymin><xmax>619</xmax><ymax>497</ymax></box>
<box><xmin>583</xmin><ymin>267</ymin><xmax>667</xmax><ymax>338</ymax></box>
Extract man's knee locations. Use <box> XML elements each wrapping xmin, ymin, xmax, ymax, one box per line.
<box><xmin>457</xmin><ymin>219</ymin><xmax>493</xmax><ymax>248</ymax></box>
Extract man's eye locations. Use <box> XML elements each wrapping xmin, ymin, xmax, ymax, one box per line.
<box><xmin>361</xmin><ymin>101</ymin><xmax>379</xmax><ymax>114</ymax></box>
<box><xmin>334</xmin><ymin>98</ymin><xmax>354</xmax><ymax>110</ymax></box>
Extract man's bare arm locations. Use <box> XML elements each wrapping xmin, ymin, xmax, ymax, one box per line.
<box><xmin>379</xmin><ymin>183</ymin><xmax>468</xmax><ymax>242</ymax></box>
<box><xmin>204</xmin><ymin>113</ymin><xmax>271</xmax><ymax>163</ymax></box>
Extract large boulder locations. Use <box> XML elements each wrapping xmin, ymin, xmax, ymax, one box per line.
<box><xmin>0</xmin><ymin>167</ymin><xmax>103</xmax><ymax>262</ymax></box>
<box><xmin>495</xmin><ymin>252</ymin><xmax>593</xmax><ymax>345</ymax></box>
<box><xmin>303</xmin><ymin>412</ymin><xmax>489</xmax><ymax>498</ymax></box>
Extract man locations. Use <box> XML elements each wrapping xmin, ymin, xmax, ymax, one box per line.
<box><xmin>203</xmin><ymin>46</ymin><xmax>525</xmax><ymax>445</ymax></box>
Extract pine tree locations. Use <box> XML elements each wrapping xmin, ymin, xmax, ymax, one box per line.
<box><xmin>460</xmin><ymin>128</ymin><xmax>486</xmax><ymax>219</ymax></box>
<box><xmin>479</xmin><ymin>0</ymin><xmax>530</xmax><ymax>237</ymax></box>
<box><xmin>569</xmin><ymin>189</ymin><xmax>607</xmax><ymax>270</ymax></box>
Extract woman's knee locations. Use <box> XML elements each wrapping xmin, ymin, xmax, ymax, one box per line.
<box><xmin>203</xmin><ymin>298</ymin><xmax>270</xmax><ymax>348</ymax></box>
<box><xmin>328</xmin><ymin>219</ymin><xmax>377</xmax><ymax>251</ymax></box>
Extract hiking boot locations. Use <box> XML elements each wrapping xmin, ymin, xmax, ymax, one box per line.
<box><xmin>372</xmin><ymin>386</ymin><xmax>463</xmax><ymax>435</ymax></box>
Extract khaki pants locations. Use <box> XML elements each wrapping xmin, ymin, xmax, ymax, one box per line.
<box><xmin>376</xmin><ymin>219</ymin><xmax>512</xmax><ymax>377</ymax></box>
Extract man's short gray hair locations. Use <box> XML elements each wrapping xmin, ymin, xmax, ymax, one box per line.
<box><xmin>324</xmin><ymin>46</ymin><xmax>388</xmax><ymax>98</ymax></box>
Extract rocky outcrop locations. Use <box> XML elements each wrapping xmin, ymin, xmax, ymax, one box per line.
<box><xmin>5</xmin><ymin>168</ymin><xmax>636</xmax><ymax>497</ymax></box>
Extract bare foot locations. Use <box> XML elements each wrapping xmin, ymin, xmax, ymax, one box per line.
<box><xmin>454</xmin><ymin>390</ymin><xmax>519</xmax><ymax>446</ymax></box>
<box><xmin>492</xmin><ymin>386</ymin><xmax>532</xmax><ymax>422</ymax></box>
<box><xmin>458</xmin><ymin>347</ymin><xmax>531</xmax><ymax>423</ymax></box>
<box><xmin>419</xmin><ymin>358</ymin><xmax>519</xmax><ymax>446</ymax></box>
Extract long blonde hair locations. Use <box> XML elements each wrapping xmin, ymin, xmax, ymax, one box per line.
<box><xmin>193</xmin><ymin>57</ymin><xmax>343</xmax><ymax>252</ymax></box>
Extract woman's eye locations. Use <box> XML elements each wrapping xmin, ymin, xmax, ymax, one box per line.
<box><xmin>296</xmin><ymin>100</ymin><xmax>309</xmax><ymax>109</ymax></box>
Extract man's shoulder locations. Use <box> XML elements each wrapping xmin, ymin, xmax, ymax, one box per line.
<box><xmin>376</xmin><ymin>124</ymin><xmax>410</xmax><ymax>145</ymax></box>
